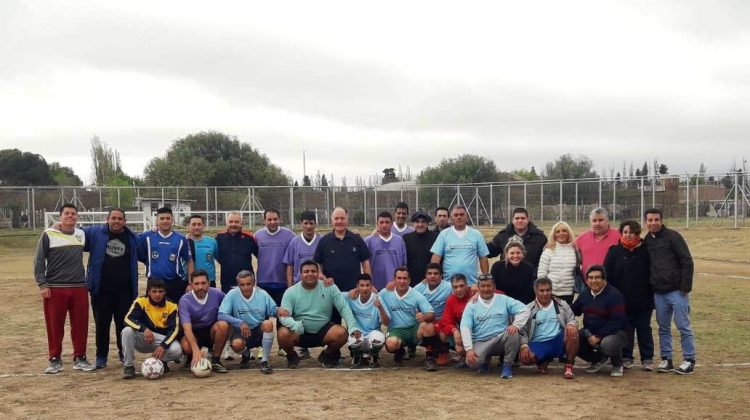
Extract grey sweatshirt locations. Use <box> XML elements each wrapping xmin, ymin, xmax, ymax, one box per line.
<box><xmin>33</xmin><ymin>228</ymin><xmax>86</xmax><ymax>289</ymax></box>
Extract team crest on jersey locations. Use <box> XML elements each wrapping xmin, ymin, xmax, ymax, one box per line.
<box><xmin>151</xmin><ymin>251</ymin><xmax>159</xmax><ymax>259</ymax></box>
<box><xmin>206</xmin><ymin>253</ymin><xmax>213</xmax><ymax>262</ymax></box>
<box><xmin>169</xmin><ymin>253</ymin><xmax>176</xmax><ymax>262</ymax></box>
<box><xmin>352</xmin><ymin>246</ymin><xmax>358</xmax><ymax>252</ymax></box>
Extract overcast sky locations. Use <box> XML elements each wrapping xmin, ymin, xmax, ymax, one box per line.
<box><xmin>1</xmin><ymin>0</ymin><xmax>748</xmax><ymax>185</ymax></box>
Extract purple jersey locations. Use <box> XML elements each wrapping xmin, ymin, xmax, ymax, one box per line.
<box><xmin>365</xmin><ymin>233</ymin><xmax>407</xmax><ymax>290</ymax></box>
<box><xmin>178</xmin><ymin>288</ymin><xmax>225</xmax><ymax>329</ymax></box>
<box><xmin>255</xmin><ymin>226</ymin><xmax>296</xmax><ymax>287</ymax></box>
<box><xmin>391</xmin><ymin>224</ymin><xmax>415</xmax><ymax>237</ymax></box>
<box><xmin>283</xmin><ymin>233</ymin><xmax>322</xmax><ymax>284</ymax></box>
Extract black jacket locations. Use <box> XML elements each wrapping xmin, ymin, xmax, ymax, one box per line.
<box><xmin>643</xmin><ymin>226</ymin><xmax>694</xmax><ymax>294</ymax></box>
<box><xmin>490</xmin><ymin>260</ymin><xmax>536</xmax><ymax>304</ymax></box>
<box><xmin>487</xmin><ymin>222</ymin><xmax>548</xmax><ymax>268</ymax></box>
<box><xmin>604</xmin><ymin>242</ymin><xmax>654</xmax><ymax>311</ymax></box>
<box><xmin>403</xmin><ymin>230</ymin><xmax>438</xmax><ymax>286</ymax></box>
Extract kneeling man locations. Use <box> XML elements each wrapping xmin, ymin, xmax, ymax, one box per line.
<box><xmin>572</xmin><ymin>265</ymin><xmax>628</xmax><ymax>377</ymax></box>
<box><xmin>218</xmin><ymin>270</ymin><xmax>286</xmax><ymax>374</ymax></box>
<box><xmin>345</xmin><ymin>273</ymin><xmax>391</xmax><ymax>368</ymax></box>
<box><xmin>379</xmin><ymin>267</ymin><xmax>438</xmax><ymax>370</ymax></box>
<box><xmin>278</xmin><ymin>261</ymin><xmax>362</xmax><ymax>368</ymax></box>
<box><xmin>461</xmin><ymin>274</ymin><xmax>529</xmax><ymax>378</ymax></box>
<box><xmin>121</xmin><ymin>277</ymin><xmax>182</xmax><ymax>379</ymax></box>
<box><xmin>519</xmin><ymin>277</ymin><xmax>579</xmax><ymax>379</ymax></box>
<box><xmin>179</xmin><ymin>270</ymin><xmax>229</xmax><ymax>373</ymax></box>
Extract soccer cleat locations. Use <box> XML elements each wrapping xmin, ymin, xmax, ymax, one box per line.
<box><xmin>563</xmin><ymin>364</ymin><xmax>575</xmax><ymax>379</ymax></box>
<box><xmin>44</xmin><ymin>357</ymin><xmax>63</xmax><ymax>374</ymax></box>
<box><xmin>278</xmin><ymin>348</ymin><xmax>287</xmax><ymax>357</ymax></box>
<box><xmin>298</xmin><ymin>348</ymin><xmax>311</xmax><ymax>360</ymax></box>
<box><xmin>350</xmin><ymin>352</ymin><xmax>363</xmax><ymax>369</ymax></box>
<box><xmin>477</xmin><ymin>363</ymin><xmax>490</xmax><ymax>374</ymax></box>
<box><xmin>501</xmin><ymin>363</ymin><xmax>513</xmax><ymax>379</ymax></box>
<box><xmin>675</xmin><ymin>359</ymin><xmax>695</xmax><ymax>375</ymax></box>
<box><xmin>406</xmin><ymin>345</ymin><xmax>417</xmax><ymax>360</ymax></box>
<box><xmin>585</xmin><ymin>358</ymin><xmax>609</xmax><ymax>374</ymax></box>
<box><xmin>318</xmin><ymin>351</ymin><xmax>339</xmax><ymax>369</ymax></box>
<box><xmin>182</xmin><ymin>359</ymin><xmax>192</xmax><ymax>371</ymax></box>
<box><xmin>122</xmin><ymin>365</ymin><xmax>135</xmax><ymax>379</ymax></box>
<box><xmin>162</xmin><ymin>363</ymin><xmax>170</xmax><ymax>374</ymax></box>
<box><xmin>656</xmin><ymin>358</ymin><xmax>674</xmax><ymax>373</ymax></box>
<box><xmin>369</xmin><ymin>352</ymin><xmax>381</xmax><ymax>368</ymax></box>
<box><xmin>260</xmin><ymin>361</ymin><xmax>273</xmax><ymax>374</ymax></box>
<box><xmin>622</xmin><ymin>358</ymin><xmax>634</xmax><ymax>369</ymax></box>
<box><xmin>239</xmin><ymin>353</ymin><xmax>252</xmax><ymax>369</ymax></box>
<box><xmin>537</xmin><ymin>363</ymin><xmax>549</xmax><ymax>374</ymax></box>
<box><xmin>393</xmin><ymin>348</ymin><xmax>406</xmax><ymax>366</ymax></box>
<box><xmin>95</xmin><ymin>356</ymin><xmax>107</xmax><ymax>369</ymax></box>
<box><xmin>424</xmin><ymin>353</ymin><xmax>437</xmax><ymax>372</ymax></box>
<box><xmin>453</xmin><ymin>358</ymin><xmax>469</xmax><ymax>369</ymax></box>
<box><xmin>212</xmin><ymin>360</ymin><xmax>228</xmax><ymax>373</ymax></box>
<box><xmin>611</xmin><ymin>365</ymin><xmax>624</xmax><ymax>377</ymax></box>
<box><xmin>287</xmin><ymin>352</ymin><xmax>301</xmax><ymax>369</ymax></box>
<box><xmin>436</xmin><ymin>351</ymin><xmax>450</xmax><ymax>366</ymax></box>
<box><xmin>641</xmin><ymin>360</ymin><xmax>655</xmax><ymax>372</ymax></box>
<box><xmin>73</xmin><ymin>356</ymin><xmax>96</xmax><ymax>372</ymax></box>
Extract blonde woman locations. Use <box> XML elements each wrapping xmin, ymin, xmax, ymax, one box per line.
<box><xmin>537</xmin><ymin>221</ymin><xmax>579</xmax><ymax>305</ymax></box>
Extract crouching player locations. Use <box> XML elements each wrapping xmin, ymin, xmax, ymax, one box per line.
<box><xmin>438</xmin><ymin>273</ymin><xmax>473</xmax><ymax>367</ymax></box>
<box><xmin>345</xmin><ymin>274</ymin><xmax>390</xmax><ymax>368</ymax></box>
<box><xmin>218</xmin><ymin>270</ymin><xmax>286</xmax><ymax>374</ymax></box>
<box><xmin>519</xmin><ymin>277</ymin><xmax>579</xmax><ymax>379</ymax></box>
<box><xmin>414</xmin><ymin>263</ymin><xmax>453</xmax><ymax>365</ymax></box>
<box><xmin>461</xmin><ymin>274</ymin><xmax>529</xmax><ymax>378</ymax></box>
<box><xmin>121</xmin><ymin>277</ymin><xmax>182</xmax><ymax>379</ymax></box>
<box><xmin>277</xmin><ymin>261</ymin><xmax>362</xmax><ymax>368</ymax></box>
<box><xmin>178</xmin><ymin>270</ymin><xmax>229</xmax><ymax>373</ymax></box>
<box><xmin>379</xmin><ymin>267</ymin><xmax>438</xmax><ymax>370</ymax></box>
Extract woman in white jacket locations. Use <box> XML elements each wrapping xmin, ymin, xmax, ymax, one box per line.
<box><xmin>537</xmin><ymin>221</ymin><xmax>579</xmax><ymax>305</ymax></box>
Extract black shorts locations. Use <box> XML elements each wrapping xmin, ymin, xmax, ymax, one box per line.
<box><xmin>298</xmin><ymin>322</ymin><xmax>336</xmax><ymax>349</ymax></box>
<box><xmin>193</xmin><ymin>326</ymin><xmax>214</xmax><ymax>349</ymax></box>
<box><xmin>231</xmin><ymin>325</ymin><xmax>263</xmax><ymax>349</ymax></box>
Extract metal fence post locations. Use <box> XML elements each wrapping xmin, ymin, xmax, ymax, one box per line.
<box><xmin>598</xmin><ymin>178</ymin><xmax>602</xmax><ymax>208</ymax></box>
<box><xmin>117</xmin><ymin>188</ymin><xmax>121</xmax><ymax>208</ymax></box>
<box><xmin>32</xmin><ymin>187</ymin><xmax>36</xmax><ymax>229</ymax></box>
<box><xmin>214</xmin><ymin>187</ymin><xmax>218</xmax><ymax>227</ymax></box>
<box><xmin>685</xmin><ymin>176</ymin><xmax>689</xmax><ymax>229</ymax></box>
<box><xmin>363</xmin><ymin>187</ymin><xmax>367</xmax><ymax>226</ymax></box>
<box><xmin>205</xmin><ymin>187</ymin><xmax>210</xmax><ymax>227</ymax></box>
<box><xmin>612</xmin><ymin>179</ymin><xmax>616</xmax><ymax>224</ymax></box>
<box><xmin>489</xmin><ymin>184</ymin><xmax>493</xmax><ymax>226</ymax></box>
<box><xmin>695</xmin><ymin>176</ymin><xmax>699</xmax><ymax>224</ymax></box>
<box><xmin>574</xmin><ymin>182</ymin><xmax>579</xmax><ymax>226</ymax></box>
<box><xmin>540</xmin><ymin>181</ymin><xmax>544</xmax><ymax>223</ymax></box>
<box><xmin>523</xmin><ymin>182</ymin><xmax>527</xmax><ymax>208</ymax></box>
<box><xmin>415</xmin><ymin>184</ymin><xmax>419</xmax><ymax>211</ymax></box>
<box><xmin>559</xmin><ymin>179</ymin><xmax>563</xmax><ymax>221</ymax></box>
<box><xmin>289</xmin><ymin>187</ymin><xmax>294</xmax><ymax>226</ymax></box>
<box><xmin>640</xmin><ymin>177</ymin><xmax>645</xmax><ymax>223</ymax></box>
<box><xmin>735</xmin><ymin>172</ymin><xmax>739</xmax><ymax>229</ymax></box>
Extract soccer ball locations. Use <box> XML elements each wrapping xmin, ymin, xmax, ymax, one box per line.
<box><xmin>191</xmin><ymin>357</ymin><xmax>212</xmax><ymax>378</ymax></box>
<box><xmin>141</xmin><ymin>357</ymin><xmax>164</xmax><ymax>380</ymax></box>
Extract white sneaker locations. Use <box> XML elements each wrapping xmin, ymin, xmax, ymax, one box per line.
<box><xmin>73</xmin><ymin>356</ymin><xmax>96</xmax><ymax>372</ymax></box>
<box><xmin>610</xmin><ymin>365</ymin><xmax>624</xmax><ymax>377</ymax></box>
<box><xmin>223</xmin><ymin>345</ymin><xmax>235</xmax><ymax>361</ymax></box>
<box><xmin>622</xmin><ymin>359</ymin><xmax>634</xmax><ymax>369</ymax></box>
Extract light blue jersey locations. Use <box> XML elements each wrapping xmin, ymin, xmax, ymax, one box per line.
<box><xmin>379</xmin><ymin>287</ymin><xmax>433</xmax><ymax>329</ymax></box>
<box><xmin>192</xmin><ymin>236</ymin><xmax>219</xmax><ymax>281</ymax></box>
<box><xmin>218</xmin><ymin>287</ymin><xmax>278</xmax><ymax>329</ymax></box>
<box><xmin>430</xmin><ymin>226</ymin><xmax>489</xmax><ymax>286</ymax></box>
<box><xmin>530</xmin><ymin>303</ymin><xmax>561</xmax><ymax>343</ymax></box>
<box><xmin>413</xmin><ymin>280</ymin><xmax>452</xmax><ymax>320</ymax></box>
<box><xmin>460</xmin><ymin>294</ymin><xmax>528</xmax><ymax>343</ymax></box>
<box><xmin>342</xmin><ymin>292</ymin><xmax>390</xmax><ymax>335</ymax></box>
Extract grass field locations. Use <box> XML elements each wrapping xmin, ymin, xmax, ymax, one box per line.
<box><xmin>0</xmin><ymin>226</ymin><xmax>748</xmax><ymax>419</ymax></box>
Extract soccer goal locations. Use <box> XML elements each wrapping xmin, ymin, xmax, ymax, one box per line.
<box><xmin>44</xmin><ymin>211</ymin><xmax>151</xmax><ymax>231</ymax></box>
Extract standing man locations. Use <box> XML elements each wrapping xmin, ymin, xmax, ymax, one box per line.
<box><xmin>430</xmin><ymin>205</ymin><xmax>490</xmax><ymax>287</ymax></box>
<box><xmin>433</xmin><ymin>206</ymin><xmax>450</xmax><ymax>233</ymax></box>
<box><xmin>187</xmin><ymin>214</ymin><xmax>220</xmax><ymax>288</ymax></box>
<box><xmin>365</xmin><ymin>211</ymin><xmax>407</xmax><ymax>290</ymax></box>
<box><xmin>644</xmin><ymin>208</ymin><xmax>696</xmax><ymax>375</ymax></box>
<box><xmin>487</xmin><ymin>207</ymin><xmax>547</xmax><ymax>269</ymax></box>
<box><xmin>34</xmin><ymin>204</ymin><xmax>96</xmax><ymax>373</ymax></box>
<box><xmin>138</xmin><ymin>207</ymin><xmax>193</xmax><ymax>304</ymax></box>
<box><xmin>178</xmin><ymin>270</ymin><xmax>229</xmax><ymax>373</ymax></box>
<box><xmin>215</xmin><ymin>211</ymin><xmax>258</xmax><ymax>293</ymax></box>
<box><xmin>314</xmin><ymin>207</ymin><xmax>371</xmax><ymax>293</ymax></box>
<box><xmin>82</xmin><ymin>208</ymin><xmax>140</xmax><ymax>369</ymax></box>
<box><xmin>284</xmin><ymin>210</ymin><xmax>322</xmax><ymax>286</ymax></box>
<box><xmin>391</xmin><ymin>202</ymin><xmax>415</xmax><ymax>237</ymax></box>
<box><xmin>461</xmin><ymin>274</ymin><xmax>529</xmax><ymax>378</ymax></box>
<box><xmin>402</xmin><ymin>211</ymin><xmax>438</xmax><ymax>287</ymax></box>
<box><xmin>255</xmin><ymin>209</ymin><xmax>296</xmax><ymax>306</ymax></box>
<box><xmin>576</xmin><ymin>207</ymin><xmax>621</xmax><ymax>279</ymax></box>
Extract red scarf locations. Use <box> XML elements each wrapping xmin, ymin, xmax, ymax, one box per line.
<box><xmin>620</xmin><ymin>236</ymin><xmax>641</xmax><ymax>251</ymax></box>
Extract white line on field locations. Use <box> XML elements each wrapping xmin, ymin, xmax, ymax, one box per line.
<box><xmin>697</xmin><ymin>272</ymin><xmax>750</xmax><ymax>280</ymax></box>
<box><xmin>2</xmin><ymin>363</ymin><xmax>749</xmax><ymax>378</ymax></box>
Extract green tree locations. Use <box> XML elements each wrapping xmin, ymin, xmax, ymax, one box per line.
<box><xmin>91</xmin><ymin>136</ymin><xmax>124</xmax><ymax>185</ymax></box>
<box><xmin>658</xmin><ymin>163</ymin><xmax>668</xmax><ymax>175</ymax></box>
<box><xmin>418</xmin><ymin>154</ymin><xmax>501</xmax><ymax>184</ymax></box>
<box><xmin>543</xmin><ymin>154</ymin><xmax>597</xmax><ymax>179</ymax></box>
<box><xmin>512</xmin><ymin>166</ymin><xmax>540</xmax><ymax>181</ymax></box>
<box><xmin>0</xmin><ymin>149</ymin><xmax>54</xmax><ymax>185</ymax></box>
<box><xmin>143</xmin><ymin>131</ymin><xmax>290</xmax><ymax>186</ymax></box>
<box><xmin>49</xmin><ymin>162</ymin><xmax>83</xmax><ymax>186</ymax></box>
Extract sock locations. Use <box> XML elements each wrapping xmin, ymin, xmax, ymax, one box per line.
<box><xmin>262</xmin><ymin>332</ymin><xmax>273</xmax><ymax>362</ymax></box>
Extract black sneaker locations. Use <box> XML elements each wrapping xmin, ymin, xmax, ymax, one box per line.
<box><xmin>239</xmin><ymin>353</ymin><xmax>252</xmax><ymax>369</ymax></box>
<box><xmin>585</xmin><ymin>358</ymin><xmax>609</xmax><ymax>374</ymax></box>
<box><xmin>657</xmin><ymin>358</ymin><xmax>674</xmax><ymax>373</ymax></box>
<box><xmin>212</xmin><ymin>360</ymin><xmax>228</xmax><ymax>373</ymax></box>
<box><xmin>318</xmin><ymin>351</ymin><xmax>339</xmax><ymax>368</ymax></box>
<box><xmin>298</xmin><ymin>348</ymin><xmax>311</xmax><ymax>360</ymax></box>
<box><xmin>162</xmin><ymin>363</ymin><xmax>170</xmax><ymax>374</ymax></box>
<box><xmin>260</xmin><ymin>361</ymin><xmax>273</xmax><ymax>374</ymax></box>
<box><xmin>675</xmin><ymin>359</ymin><xmax>695</xmax><ymax>375</ymax></box>
<box><xmin>350</xmin><ymin>353</ymin><xmax>363</xmax><ymax>369</ymax></box>
<box><xmin>287</xmin><ymin>352</ymin><xmax>300</xmax><ymax>369</ymax></box>
<box><xmin>122</xmin><ymin>365</ymin><xmax>135</xmax><ymax>379</ymax></box>
<box><xmin>406</xmin><ymin>345</ymin><xmax>416</xmax><ymax>360</ymax></box>
<box><xmin>394</xmin><ymin>348</ymin><xmax>406</xmax><ymax>366</ymax></box>
<box><xmin>369</xmin><ymin>352</ymin><xmax>380</xmax><ymax>368</ymax></box>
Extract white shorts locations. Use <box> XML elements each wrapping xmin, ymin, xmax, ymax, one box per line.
<box><xmin>347</xmin><ymin>330</ymin><xmax>386</xmax><ymax>352</ymax></box>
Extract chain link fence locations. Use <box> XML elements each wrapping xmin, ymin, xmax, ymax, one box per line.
<box><xmin>1</xmin><ymin>172</ymin><xmax>747</xmax><ymax>230</ymax></box>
